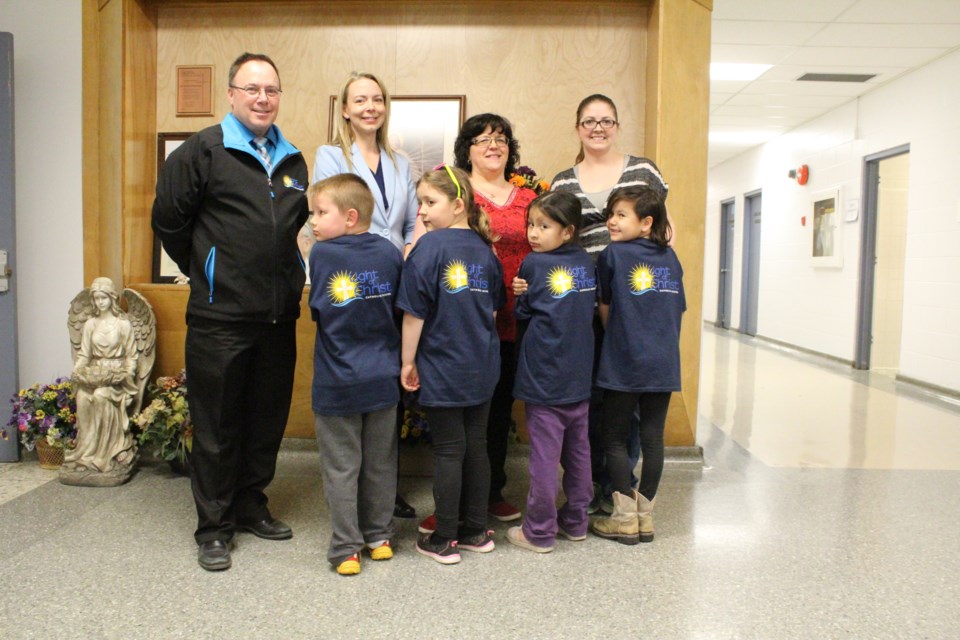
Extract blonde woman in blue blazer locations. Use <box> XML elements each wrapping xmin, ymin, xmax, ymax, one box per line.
<box><xmin>313</xmin><ymin>71</ymin><xmax>419</xmax><ymax>255</ymax></box>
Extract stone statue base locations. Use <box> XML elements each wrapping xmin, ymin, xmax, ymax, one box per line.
<box><xmin>58</xmin><ymin>455</ymin><xmax>138</xmax><ymax>487</ymax></box>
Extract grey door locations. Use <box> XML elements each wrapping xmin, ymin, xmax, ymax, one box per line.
<box><xmin>717</xmin><ymin>199</ymin><xmax>735</xmax><ymax>328</ymax></box>
<box><xmin>740</xmin><ymin>191</ymin><xmax>761</xmax><ymax>336</ymax></box>
<box><xmin>1</xmin><ymin>33</ymin><xmax>19</xmax><ymax>461</ymax></box>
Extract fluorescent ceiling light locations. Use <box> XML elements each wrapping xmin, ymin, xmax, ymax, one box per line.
<box><xmin>711</xmin><ymin>63</ymin><xmax>773</xmax><ymax>81</ymax></box>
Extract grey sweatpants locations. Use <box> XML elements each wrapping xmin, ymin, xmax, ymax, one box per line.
<box><xmin>314</xmin><ymin>407</ymin><xmax>397</xmax><ymax>565</ymax></box>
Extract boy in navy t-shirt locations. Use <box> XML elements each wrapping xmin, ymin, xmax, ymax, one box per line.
<box><xmin>307</xmin><ymin>173</ymin><xmax>403</xmax><ymax>575</ymax></box>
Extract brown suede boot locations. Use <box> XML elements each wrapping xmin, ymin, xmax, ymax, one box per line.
<box><xmin>590</xmin><ymin>491</ymin><xmax>640</xmax><ymax>545</ymax></box>
<box><xmin>635</xmin><ymin>490</ymin><xmax>655</xmax><ymax>543</ymax></box>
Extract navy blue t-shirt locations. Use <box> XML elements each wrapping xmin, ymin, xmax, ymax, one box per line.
<box><xmin>396</xmin><ymin>228</ymin><xmax>505</xmax><ymax>407</ymax></box>
<box><xmin>596</xmin><ymin>238</ymin><xmax>685</xmax><ymax>392</ymax></box>
<box><xmin>308</xmin><ymin>233</ymin><xmax>402</xmax><ymax>415</ymax></box>
<box><xmin>513</xmin><ymin>243</ymin><xmax>596</xmax><ymax>405</ymax></box>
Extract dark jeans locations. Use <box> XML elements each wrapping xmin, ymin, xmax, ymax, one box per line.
<box><xmin>487</xmin><ymin>341</ymin><xmax>515</xmax><ymax>503</ymax></box>
<box><xmin>589</xmin><ymin>316</ymin><xmax>640</xmax><ymax>494</ymax></box>
<box><xmin>186</xmin><ymin>317</ymin><xmax>297</xmax><ymax>544</ymax></box>
<box><xmin>601</xmin><ymin>391</ymin><xmax>671</xmax><ymax>501</ymax></box>
<box><xmin>426</xmin><ymin>402</ymin><xmax>491</xmax><ymax>539</ymax></box>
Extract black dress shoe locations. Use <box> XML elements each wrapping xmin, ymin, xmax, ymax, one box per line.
<box><xmin>198</xmin><ymin>540</ymin><xmax>232</xmax><ymax>571</ymax></box>
<box><xmin>394</xmin><ymin>494</ymin><xmax>416</xmax><ymax>519</ymax></box>
<box><xmin>237</xmin><ymin>517</ymin><xmax>293</xmax><ymax>540</ymax></box>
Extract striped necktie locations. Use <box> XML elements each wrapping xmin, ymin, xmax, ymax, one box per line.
<box><xmin>253</xmin><ymin>136</ymin><xmax>272</xmax><ymax>173</ymax></box>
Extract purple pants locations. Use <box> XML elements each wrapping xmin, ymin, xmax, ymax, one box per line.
<box><xmin>521</xmin><ymin>401</ymin><xmax>592</xmax><ymax>547</ymax></box>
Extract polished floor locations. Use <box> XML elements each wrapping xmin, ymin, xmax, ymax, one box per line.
<box><xmin>1</xmin><ymin>325</ymin><xmax>958</xmax><ymax>639</ymax></box>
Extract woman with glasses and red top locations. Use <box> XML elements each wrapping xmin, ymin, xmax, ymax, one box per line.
<box><xmin>549</xmin><ymin>94</ymin><xmax>674</xmax><ymax>516</ymax></box>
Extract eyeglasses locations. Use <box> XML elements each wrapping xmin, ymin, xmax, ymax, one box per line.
<box><xmin>471</xmin><ymin>136</ymin><xmax>510</xmax><ymax>148</ymax></box>
<box><xmin>230</xmin><ymin>84</ymin><xmax>283</xmax><ymax>98</ymax></box>
<box><xmin>579</xmin><ymin>118</ymin><xmax>618</xmax><ymax>130</ymax></box>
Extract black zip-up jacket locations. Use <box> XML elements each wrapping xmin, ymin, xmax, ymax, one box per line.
<box><xmin>152</xmin><ymin>117</ymin><xmax>309</xmax><ymax>324</ymax></box>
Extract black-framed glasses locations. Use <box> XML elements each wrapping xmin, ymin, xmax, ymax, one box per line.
<box><xmin>579</xmin><ymin>117</ymin><xmax>617</xmax><ymax>130</ymax></box>
<box><xmin>229</xmin><ymin>84</ymin><xmax>282</xmax><ymax>98</ymax></box>
<box><xmin>471</xmin><ymin>136</ymin><xmax>510</xmax><ymax>147</ymax></box>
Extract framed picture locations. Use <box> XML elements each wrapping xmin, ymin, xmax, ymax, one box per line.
<box><xmin>153</xmin><ymin>133</ymin><xmax>193</xmax><ymax>283</ymax></box>
<box><xmin>811</xmin><ymin>187</ymin><xmax>843</xmax><ymax>267</ymax></box>
<box><xmin>327</xmin><ymin>95</ymin><xmax>466</xmax><ymax>181</ymax></box>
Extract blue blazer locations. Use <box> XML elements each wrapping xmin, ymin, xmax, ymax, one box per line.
<box><xmin>312</xmin><ymin>143</ymin><xmax>419</xmax><ymax>251</ymax></box>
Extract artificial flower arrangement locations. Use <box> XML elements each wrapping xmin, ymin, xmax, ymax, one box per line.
<box><xmin>509</xmin><ymin>165</ymin><xmax>550</xmax><ymax>195</ymax></box>
<box><xmin>133</xmin><ymin>370</ymin><xmax>192</xmax><ymax>467</ymax></box>
<box><xmin>4</xmin><ymin>377</ymin><xmax>78</xmax><ymax>451</ymax></box>
<box><xmin>400</xmin><ymin>391</ymin><xmax>430</xmax><ymax>444</ymax></box>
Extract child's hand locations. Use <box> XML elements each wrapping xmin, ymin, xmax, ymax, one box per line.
<box><xmin>400</xmin><ymin>363</ymin><xmax>420</xmax><ymax>392</ymax></box>
<box><xmin>512</xmin><ymin>277</ymin><xmax>528</xmax><ymax>296</ymax></box>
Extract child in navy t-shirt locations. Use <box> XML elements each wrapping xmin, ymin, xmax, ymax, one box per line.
<box><xmin>307</xmin><ymin>174</ymin><xmax>402</xmax><ymax>575</ymax></box>
<box><xmin>396</xmin><ymin>165</ymin><xmax>505</xmax><ymax>565</ymax></box>
<box><xmin>505</xmin><ymin>191</ymin><xmax>597</xmax><ymax>553</ymax></box>
<box><xmin>592</xmin><ymin>186</ymin><xmax>685</xmax><ymax>546</ymax></box>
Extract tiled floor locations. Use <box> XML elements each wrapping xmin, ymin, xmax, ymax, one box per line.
<box><xmin>1</xmin><ymin>324</ymin><xmax>958</xmax><ymax>638</ymax></box>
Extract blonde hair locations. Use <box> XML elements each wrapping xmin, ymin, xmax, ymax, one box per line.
<box><xmin>418</xmin><ymin>166</ymin><xmax>494</xmax><ymax>245</ymax></box>
<box><xmin>308</xmin><ymin>174</ymin><xmax>374</xmax><ymax>227</ymax></box>
<box><xmin>333</xmin><ymin>71</ymin><xmax>397</xmax><ymax>171</ymax></box>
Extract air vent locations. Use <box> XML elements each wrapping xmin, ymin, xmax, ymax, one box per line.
<box><xmin>797</xmin><ymin>73</ymin><xmax>876</xmax><ymax>83</ymax></box>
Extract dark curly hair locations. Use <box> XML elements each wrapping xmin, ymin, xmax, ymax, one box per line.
<box><xmin>453</xmin><ymin>113</ymin><xmax>521</xmax><ymax>180</ymax></box>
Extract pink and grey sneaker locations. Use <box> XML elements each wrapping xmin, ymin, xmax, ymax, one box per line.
<box><xmin>488</xmin><ymin>501</ymin><xmax>522</xmax><ymax>522</ymax></box>
<box><xmin>416</xmin><ymin>533</ymin><xmax>461</xmax><ymax>565</ymax></box>
<box><xmin>458</xmin><ymin>529</ymin><xmax>496</xmax><ymax>553</ymax></box>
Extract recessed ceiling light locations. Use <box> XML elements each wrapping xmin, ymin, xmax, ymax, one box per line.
<box><xmin>710</xmin><ymin>63</ymin><xmax>773</xmax><ymax>82</ymax></box>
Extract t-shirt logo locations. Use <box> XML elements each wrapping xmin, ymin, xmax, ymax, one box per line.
<box><xmin>444</xmin><ymin>260</ymin><xmax>470</xmax><ymax>293</ymax></box>
<box><xmin>546</xmin><ymin>264</ymin><xmax>596</xmax><ymax>299</ymax></box>
<box><xmin>442</xmin><ymin>260</ymin><xmax>490</xmax><ymax>294</ymax></box>
<box><xmin>328</xmin><ymin>271</ymin><xmax>360</xmax><ymax>306</ymax></box>
<box><xmin>547</xmin><ymin>266</ymin><xmax>575</xmax><ymax>298</ymax></box>
<box><xmin>629</xmin><ymin>263</ymin><xmax>680</xmax><ymax>295</ymax></box>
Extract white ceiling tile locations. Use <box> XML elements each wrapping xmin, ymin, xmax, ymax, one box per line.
<box><xmin>807</xmin><ymin>23</ymin><xmax>960</xmax><ymax>48</ymax></box>
<box><xmin>739</xmin><ymin>80</ymin><xmax>867</xmax><ymax>97</ymax></box>
<box><xmin>778</xmin><ymin>46</ymin><xmax>946</xmax><ymax>68</ymax></box>
<box><xmin>724</xmin><ymin>93</ymin><xmax>851</xmax><ymax>109</ymax></box>
<box><xmin>710</xmin><ymin>44</ymin><xmax>800</xmax><ymax>65</ymax></box>
<box><xmin>837</xmin><ymin>0</ymin><xmax>960</xmax><ymax>24</ymax></box>
<box><xmin>709</xmin><ymin>79</ymin><xmax>753</xmax><ymax>93</ymax></box>
<box><xmin>712</xmin><ymin>104</ymin><xmax>825</xmax><ymax>120</ymax></box>
<box><xmin>712</xmin><ymin>0</ymin><xmax>858</xmax><ymax>22</ymax></box>
<box><xmin>712</xmin><ymin>20</ymin><xmax>829</xmax><ymax>46</ymax></box>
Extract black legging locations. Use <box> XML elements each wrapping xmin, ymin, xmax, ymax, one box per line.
<box><xmin>601</xmin><ymin>391</ymin><xmax>671</xmax><ymax>501</ymax></box>
<box><xmin>425</xmin><ymin>402</ymin><xmax>491</xmax><ymax>539</ymax></box>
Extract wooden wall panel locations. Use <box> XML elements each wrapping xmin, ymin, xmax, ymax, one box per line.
<box><xmin>646</xmin><ymin>0</ymin><xmax>710</xmax><ymax>447</ymax></box>
<box><xmin>155</xmin><ymin>1</ymin><xmax>649</xmax><ymax>182</ymax></box>
<box><xmin>122</xmin><ymin>0</ymin><xmax>157</xmax><ymax>285</ymax></box>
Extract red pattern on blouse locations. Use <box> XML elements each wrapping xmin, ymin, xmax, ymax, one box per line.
<box><xmin>476</xmin><ymin>187</ymin><xmax>537</xmax><ymax>342</ymax></box>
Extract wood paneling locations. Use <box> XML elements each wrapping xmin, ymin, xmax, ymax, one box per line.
<box><xmin>646</xmin><ymin>0</ymin><xmax>710</xmax><ymax>446</ymax></box>
<box><xmin>155</xmin><ymin>2</ymin><xmax>649</xmax><ymax>182</ymax></box>
<box><xmin>86</xmin><ymin>0</ymin><xmax>711</xmax><ymax>444</ymax></box>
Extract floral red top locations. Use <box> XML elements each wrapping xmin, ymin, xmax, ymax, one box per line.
<box><xmin>476</xmin><ymin>186</ymin><xmax>537</xmax><ymax>342</ymax></box>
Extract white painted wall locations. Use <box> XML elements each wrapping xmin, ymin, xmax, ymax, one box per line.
<box><xmin>0</xmin><ymin>1</ymin><xmax>83</xmax><ymax>386</ymax></box>
<box><xmin>705</xmin><ymin>48</ymin><xmax>960</xmax><ymax>392</ymax></box>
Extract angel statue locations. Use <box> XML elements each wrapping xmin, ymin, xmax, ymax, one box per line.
<box><xmin>60</xmin><ymin>277</ymin><xmax>156</xmax><ymax>487</ymax></box>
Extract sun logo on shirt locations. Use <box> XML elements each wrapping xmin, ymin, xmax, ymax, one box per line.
<box><xmin>547</xmin><ymin>266</ymin><xmax>576</xmax><ymax>299</ymax></box>
<box><xmin>328</xmin><ymin>271</ymin><xmax>360</xmax><ymax>306</ymax></box>
<box><xmin>629</xmin><ymin>264</ymin><xmax>656</xmax><ymax>295</ymax></box>
<box><xmin>443</xmin><ymin>260</ymin><xmax>470</xmax><ymax>293</ymax></box>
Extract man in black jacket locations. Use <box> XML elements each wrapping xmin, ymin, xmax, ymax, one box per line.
<box><xmin>152</xmin><ymin>52</ymin><xmax>309</xmax><ymax>571</ymax></box>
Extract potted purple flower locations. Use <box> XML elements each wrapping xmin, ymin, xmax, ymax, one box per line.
<box><xmin>5</xmin><ymin>377</ymin><xmax>78</xmax><ymax>468</ymax></box>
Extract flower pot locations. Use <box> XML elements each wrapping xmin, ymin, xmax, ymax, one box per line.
<box><xmin>35</xmin><ymin>439</ymin><xmax>65</xmax><ymax>470</ymax></box>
